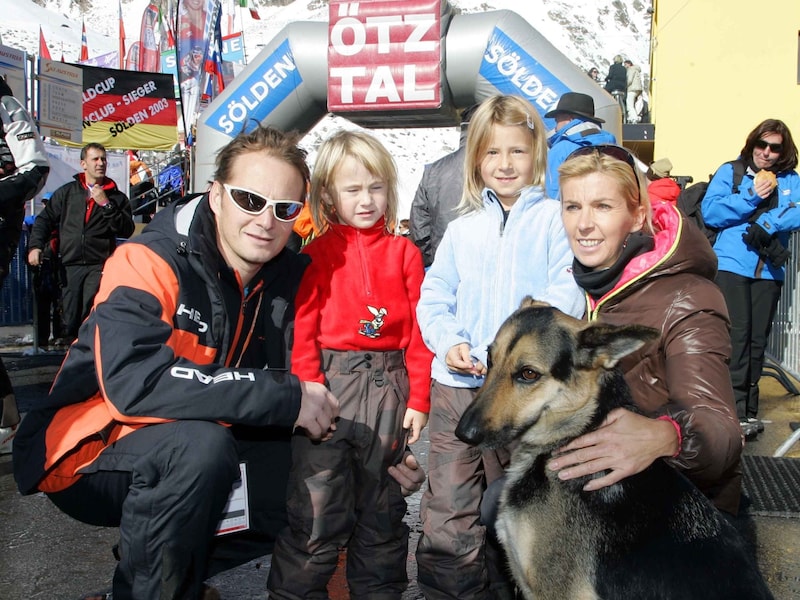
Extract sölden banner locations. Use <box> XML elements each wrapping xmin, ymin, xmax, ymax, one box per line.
<box><xmin>81</xmin><ymin>64</ymin><xmax>178</xmax><ymax>150</ymax></box>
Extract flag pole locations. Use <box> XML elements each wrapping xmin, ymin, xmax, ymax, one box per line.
<box><xmin>239</xmin><ymin>0</ymin><xmax>248</xmax><ymax>65</ymax></box>
<box><xmin>173</xmin><ymin>0</ymin><xmax>190</xmax><ymax>150</ymax></box>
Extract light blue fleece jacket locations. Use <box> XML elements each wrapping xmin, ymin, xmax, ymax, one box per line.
<box><xmin>417</xmin><ymin>185</ymin><xmax>584</xmax><ymax>388</ymax></box>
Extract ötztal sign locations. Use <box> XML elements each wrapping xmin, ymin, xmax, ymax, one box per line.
<box><xmin>328</xmin><ymin>0</ymin><xmax>442</xmax><ymax>111</ymax></box>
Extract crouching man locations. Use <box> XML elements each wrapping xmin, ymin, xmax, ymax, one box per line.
<box><xmin>13</xmin><ymin>125</ymin><xmax>424</xmax><ymax>599</ymax></box>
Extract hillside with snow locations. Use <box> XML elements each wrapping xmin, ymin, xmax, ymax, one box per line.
<box><xmin>0</xmin><ymin>0</ymin><xmax>652</xmax><ymax>213</ymax></box>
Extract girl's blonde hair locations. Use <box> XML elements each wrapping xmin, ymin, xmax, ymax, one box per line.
<box><xmin>558</xmin><ymin>149</ymin><xmax>654</xmax><ymax>235</ymax></box>
<box><xmin>309</xmin><ymin>130</ymin><xmax>399</xmax><ymax>234</ymax></box>
<box><xmin>460</xmin><ymin>95</ymin><xmax>549</xmax><ymax>213</ymax></box>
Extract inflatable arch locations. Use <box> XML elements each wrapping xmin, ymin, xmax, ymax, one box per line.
<box><xmin>194</xmin><ymin>0</ymin><xmax>622</xmax><ymax>190</ymax></box>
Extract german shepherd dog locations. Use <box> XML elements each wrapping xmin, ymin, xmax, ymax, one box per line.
<box><xmin>456</xmin><ymin>299</ymin><xmax>773</xmax><ymax>600</ymax></box>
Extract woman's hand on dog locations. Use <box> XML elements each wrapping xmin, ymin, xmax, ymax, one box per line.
<box><xmin>546</xmin><ymin>408</ymin><xmax>681</xmax><ymax>491</ymax></box>
<box><xmin>446</xmin><ymin>343</ymin><xmax>486</xmax><ymax>376</ymax></box>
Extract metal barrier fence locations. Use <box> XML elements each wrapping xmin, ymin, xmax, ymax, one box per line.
<box><xmin>0</xmin><ymin>233</ymin><xmax>33</xmax><ymax>326</ymax></box>
<box><xmin>767</xmin><ymin>233</ymin><xmax>800</xmax><ymax>381</ymax></box>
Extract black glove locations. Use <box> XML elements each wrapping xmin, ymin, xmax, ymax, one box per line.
<box><xmin>742</xmin><ymin>223</ymin><xmax>773</xmax><ymax>251</ymax></box>
<box><xmin>743</xmin><ymin>223</ymin><xmax>791</xmax><ymax>267</ymax></box>
<box><xmin>764</xmin><ymin>236</ymin><xmax>791</xmax><ymax>268</ymax></box>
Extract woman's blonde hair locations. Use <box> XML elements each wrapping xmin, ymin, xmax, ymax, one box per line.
<box><xmin>558</xmin><ymin>149</ymin><xmax>654</xmax><ymax>235</ymax></box>
<box><xmin>460</xmin><ymin>95</ymin><xmax>549</xmax><ymax>213</ymax></box>
<box><xmin>309</xmin><ymin>129</ymin><xmax>399</xmax><ymax>234</ymax></box>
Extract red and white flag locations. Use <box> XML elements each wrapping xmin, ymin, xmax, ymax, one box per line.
<box><xmin>139</xmin><ymin>3</ymin><xmax>160</xmax><ymax>72</ymax></box>
<box><xmin>38</xmin><ymin>27</ymin><xmax>51</xmax><ymax>60</ymax></box>
<box><xmin>80</xmin><ymin>20</ymin><xmax>89</xmax><ymax>61</ymax></box>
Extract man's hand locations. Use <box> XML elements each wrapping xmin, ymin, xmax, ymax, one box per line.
<box><xmin>89</xmin><ymin>184</ymin><xmax>110</xmax><ymax>207</ymax></box>
<box><xmin>27</xmin><ymin>248</ymin><xmax>42</xmax><ymax>267</ymax></box>
<box><xmin>295</xmin><ymin>381</ymin><xmax>339</xmax><ymax>441</ymax></box>
<box><xmin>388</xmin><ymin>451</ymin><xmax>426</xmax><ymax>497</ymax></box>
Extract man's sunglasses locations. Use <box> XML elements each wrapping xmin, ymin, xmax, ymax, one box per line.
<box><xmin>754</xmin><ymin>139</ymin><xmax>783</xmax><ymax>154</ymax></box>
<box><xmin>221</xmin><ymin>183</ymin><xmax>304</xmax><ymax>222</ymax></box>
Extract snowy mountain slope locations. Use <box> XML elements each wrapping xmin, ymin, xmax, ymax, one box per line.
<box><xmin>0</xmin><ymin>0</ymin><xmax>651</xmax><ymax>79</ymax></box>
<box><xmin>0</xmin><ymin>0</ymin><xmax>651</xmax><ymax>214</ymax></box>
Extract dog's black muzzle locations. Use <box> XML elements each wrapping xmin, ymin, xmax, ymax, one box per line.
<box><xmin>455</xmin><ymin>401</ymin><xmax>485</xmax><ymax>445</ymax></box>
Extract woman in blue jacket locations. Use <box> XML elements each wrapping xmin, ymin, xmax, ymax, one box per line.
<box><xmin>701</xmin><ymin>118</ymin><xmax>800</xmax><ymax>438</ymax></box>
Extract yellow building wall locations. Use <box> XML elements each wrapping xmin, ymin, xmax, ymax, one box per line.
<box><xmin>651</xmin><ymin>0</ymin><xmax>800</xmax><ymax>183</ymax></box>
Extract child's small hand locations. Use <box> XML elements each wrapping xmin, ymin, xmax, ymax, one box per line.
<box><xmin>403</xmin><ymin>408</ymin><xmax>428</xmax><ymax>444</ymax></box>
<box><xmin>446</xmin><ymin>343</ymin><xmax>476</xmax><ymax>374</ymax></box>
<box><xmin>471</xmin><ymin>359</ymin><xmax>487</xmax><ymax>376</ymax></box>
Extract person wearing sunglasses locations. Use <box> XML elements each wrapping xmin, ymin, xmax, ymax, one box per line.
<box><xmin>548</xmin><ymin>144</ymin><xmax>743</xmax><ymax>517</ymax></box>
<box><xmin>268</xmin><ymin>130</ymin><xmax>432</xmax><ymax>599</ymax></box>
<box><xmin>12</xmin><ymin>125</ymin><xmax>425</xmax><ymax>600</ymax></box>
<box><xmin>701</xmin><ymin>119</ymin><xmax>800</xmax><ymax>440</ymax></box>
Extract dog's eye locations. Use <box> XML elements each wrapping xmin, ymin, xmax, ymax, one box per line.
<box><xmin>518</xmin><ymin>368</ymin><xmax>540</xmax><ymax>383</ymax></box>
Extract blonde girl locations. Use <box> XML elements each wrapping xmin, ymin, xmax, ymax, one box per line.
<box><xmin>414</xmin><ymin>95</ymin><xmax>584</xmax><ymax>599</ymax></box>
<box><xmin>267</xmin><ymin>129</ymin><xmax>431</xmax><ymax>599</ymax></box>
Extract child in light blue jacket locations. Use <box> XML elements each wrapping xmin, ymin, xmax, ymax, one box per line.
<box><xmin>414</xmin><ymin>94</ymin><xmax>584</xmax><ymax>599</ymax></box>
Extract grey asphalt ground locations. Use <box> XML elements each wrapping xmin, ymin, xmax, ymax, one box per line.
<box><xmin>1</xmin><ymin>325</ymin><xmax>799</xmax><ymax>599</ymax></box>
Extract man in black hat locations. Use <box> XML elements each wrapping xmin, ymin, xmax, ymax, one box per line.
<box><xmin>544</xmin><ymin>92</ymin><xmax>617</xmax><ymax>199</ymax></box>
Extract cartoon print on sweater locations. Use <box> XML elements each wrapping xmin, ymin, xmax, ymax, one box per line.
<box><xmin>359</xmin><ymin>305</ymin><xmax>387</xmax><ymax>338</ymax></box>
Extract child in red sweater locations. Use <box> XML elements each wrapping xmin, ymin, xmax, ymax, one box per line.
<box><xmin>267</xmin><ymin>130</ymin><xmax>431</xmax><ymax>599</ymax></box>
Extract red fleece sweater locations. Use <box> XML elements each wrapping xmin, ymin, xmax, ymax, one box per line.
<box><xmin>292</xmin><ymin>221</ymin><xmax>432</xmax><ymax>413</ymax></box>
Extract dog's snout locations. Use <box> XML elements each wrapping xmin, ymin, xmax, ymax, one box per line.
<box><xmin>456</xmin><ymin>405</ymin><xmax>485</xmax><ymax>445</ymax></box>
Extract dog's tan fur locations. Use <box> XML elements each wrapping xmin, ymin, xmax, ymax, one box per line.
<box><xmin>464</xmin><ymin>299</ymin><xmax>627</xmax><ymax>452</ymax></box>
<box><xmin>456</xmin><ymin>299</ymin><xmax>774</xmax><ymax>600</ymax></box>
<box><xmin>456</xmin><ymin>299</ymin><xmax>657</xmax><ymax>600</ymax></box>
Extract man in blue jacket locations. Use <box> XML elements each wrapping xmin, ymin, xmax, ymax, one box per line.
<box><xmin>544</xmin><ymin>92</ymin><xmax>617</xmax><ymax>199</ymax></box>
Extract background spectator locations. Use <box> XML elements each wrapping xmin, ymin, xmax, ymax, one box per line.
<box><xmin>624</xmin><ymin>59</ymin><xmax>643</xmax><ymax>124</ymax></box>
<box><xmin>409</xmin><ymin>104</ymin><xmax>478</xmax><ymax>267</ymax></box>
<box><xmin>544</xmin><ymin>92</ymin><xmax>617</xmax><ymax>199</ymax></box>
<box><xmin>0</xmin><ymin>76</ymin><xmax>49</xmax><ymax>450</ymax></box>
<box><xmin>604</xmin><ymin>55</ymin><xmax>627</xmax><ymax>97</ymax></box>
<box><xmin>646</xmin><ymin>158</ymin><xmax>681</xmax><ymax>204</ymax></box>
<box><xmin>28</xmin><ymin>143</ymin><xmax>134</xmax><ymax>343</ymax></box>
<box><xmin>701</xmin><ymin>118</ymin><xmax>800</xmax><ymax>439</ymax></box>
<box><xmin>24</xmin><ymin>193</ymin><xmax>64</xmax><ymax>349</ymax></box>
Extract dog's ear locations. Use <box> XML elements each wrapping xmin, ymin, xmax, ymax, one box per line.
<box><xmin>519</xmin><ymin>296</ymin><xmax>551</xmax><ymax>311</ymax></box>
<box><xmin>575</xmin><ymin>323</ymin><xmax>659</xmax><ymax>370</ymax></box>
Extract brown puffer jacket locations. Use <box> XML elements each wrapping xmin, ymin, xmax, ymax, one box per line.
<box><xmin>584</xmin><ymin>202</ymin><xmax>744</xmax><ymax>515</ymax></box>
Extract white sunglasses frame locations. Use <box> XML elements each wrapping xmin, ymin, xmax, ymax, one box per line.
<box><xmin>220</xmin><ymin>183</ymin><xmax>304</xmax><ymax>222</ymax></box>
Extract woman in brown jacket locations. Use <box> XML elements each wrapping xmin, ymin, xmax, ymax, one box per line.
<box><xmin>550</xmin><ymin>144</ymin><xmax>743</xmax><ymax>515</ymax></box>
